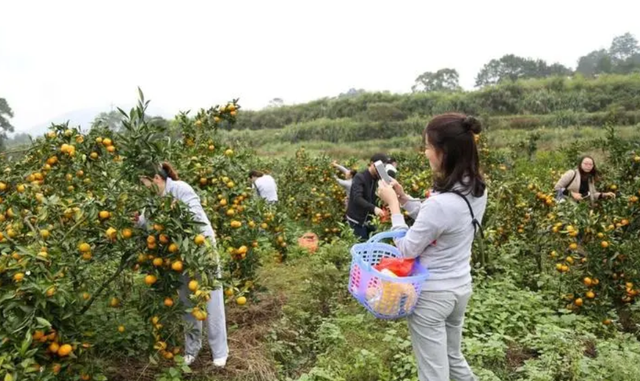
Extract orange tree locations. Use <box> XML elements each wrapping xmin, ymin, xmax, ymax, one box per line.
<box><xmin>0</xmin><ymin>91</ymin><xmax>247</xmax><ymax>380</ymax></box>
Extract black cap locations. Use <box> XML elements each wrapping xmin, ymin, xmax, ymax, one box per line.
<box><xmin>370</xmin><ymin>153</ymin><xmax>388</xmax><ymax>163</ymax></box>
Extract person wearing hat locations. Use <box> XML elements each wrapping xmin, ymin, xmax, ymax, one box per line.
<box><xmin>346</xmin><ymin>153</ymin><xmax>388</xmax><ymax>241</ymax></box>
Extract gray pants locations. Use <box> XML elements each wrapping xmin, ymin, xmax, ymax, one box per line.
<box><xmin>179</xmin><ymin>276</ymin><xmax>228</xmax><ymax>360</ymax></box>
<box><xmin>407</xmin><ymin>282</ymin><xmax>476</xmax><ymax>381</ymax></box>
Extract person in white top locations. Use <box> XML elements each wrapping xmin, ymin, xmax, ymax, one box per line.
<box><xmin>249</xmin><ymin>170</ymin><xmax>278</xmax><ymax>203</ymax></box>
<box><xmin>377</xmin><ymin>113</ymin><xmax>487</xmax><ymax>381</ymax></box>
<box><xmin>331</xmin><ymin>161</ymin><xmax>357</xmax><ymax>208</ymax></box>
<box><xmin>138</xmin><ymin>162</ymin><xmax>228</xmax><ymax>368</ymax></box>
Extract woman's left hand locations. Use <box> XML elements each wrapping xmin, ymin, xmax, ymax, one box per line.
<box><xmin>604</xmin><ymin>192</ymin><xmax>616</xmax><ymax>199</ymax></box>
<box><xmin>377</xmin><ymin>180</ymin><xmax>398</xmax><ymax>205</ymax></box>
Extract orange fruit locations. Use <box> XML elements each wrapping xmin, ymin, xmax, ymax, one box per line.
<box><xmin>57</xmin><ymin>344</ymin><xmax>72</xmax><ymax>357</ymax></box>
<box><xmin>188</xmin><ymin>280</ymin><xmax>199</xmax><ymax>292</ymax></box>
<box><xmin>159</xmin><ymin>234</ymin><xmax>170</xmax><ymax>244</ymax></box>
<box><xmin>99</xmin><ymin>211</ymin><xmax>110</xmax><ymax>220</ymax></box>
<box><xmin>144</xmin><ymin>274</ymin><xmax>157</xmax><ymax>285</ymax></box>
<box><xmin>574</xmin><ymin>298</ymin><xmax>583</xmax><ymax>307</ymax></box>
<box><xmin>601</xmin><ymin>241</ymin><xmax>609</xmax><ymax>248</ymax></box>
<box><xmin>236</xmin><ymin>296</ymin><xmax>247</xmax><ymax>305</ymax></box>
<box><xmin>194</xmin><ymin>235</ymin><xmax>206</xmax><ymax>245</ymax></box>
<box><xmin>168</xmin><ymin>243</ymin><xmax>179</xmax><ymax>253</ymax></box>
<box><xmin>583</xmin><ymin>277</ymin><xmax>593</xmax><ymax>287</ymax></box>
<box><xmin>171</xmin><ymin>261</ymin><xmax>183</xmax><ymax>272</ymax></box>
<box><xmin>106</xmin><ymin>227</ymin><xmax>117</xmax><ymax>240</ymax></box>
<box><xmin>122</xmin><ymin>229</ymin><xmax>133</xmax><ymax>239</ymax></box>
<box><xmin>152</xmin><ymin>258</ymin><xmax>163</xmax><ymax>267</ymax></box>
<box><xmin>118</xmin><ymin>325</ymin><xmax>125</xmax><ymax>333</ymax></box>
<box><xmin>164</xmin><ymin>297</ymin><xmax>174</xmax><ymax>307</ymax></box>
<box><xmin>78</xmin><ymin>243</ymin><xmax>91</xmax><ymax>252</ymax></box>
<box><xmin>49</xmin><ymin>342</ymin><xmax>60</xmax><ymax>354</ymax></box>
<box><xmin>586</xmin><ymin>291</ymin><xmax>595</xmax><ymax>299</ymax></box>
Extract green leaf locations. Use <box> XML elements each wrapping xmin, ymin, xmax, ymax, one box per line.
<box><xmin>35</xmin><ymin>317</ymin><xmax>51</xmax><ymax>329</ymax></box>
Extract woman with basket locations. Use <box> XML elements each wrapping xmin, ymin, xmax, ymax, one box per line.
<box><xmin>377</xmin><ymin>113</ymin><xmax>487</xmax><ymax>381</ymax></box>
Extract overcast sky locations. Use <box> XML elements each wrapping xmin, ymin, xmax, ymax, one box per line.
<box><xmin>2</xmin><ymin>0</ymin><xmax>639</xmax><ymax>132</ymax></box>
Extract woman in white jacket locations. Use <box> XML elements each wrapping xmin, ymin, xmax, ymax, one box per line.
<box><xmin>378</xmin><ymin>114</ymin><xmax>487</xmax><ymax>381</ymax></box>
<box><xmin>139</xmin><ymin>162</ymin><xmax>228</xmax><ymax>368</ymax></box>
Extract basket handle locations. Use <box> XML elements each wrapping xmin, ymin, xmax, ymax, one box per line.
<box><xmin>367</xmin><ymin>230</ymin><xmax>407</xmax><ymax>243</ymax></box>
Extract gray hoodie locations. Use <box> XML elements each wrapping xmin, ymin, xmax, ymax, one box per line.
<box><xmin>391</xmin><ymin>188</ymin><xmax>487</xmax><ymax>291</ymax></box>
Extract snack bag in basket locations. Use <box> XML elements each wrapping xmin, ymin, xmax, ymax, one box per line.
<box><xmin>365</xmin><ymin>269</ymin><xmax>418</xmax><ymax>316</ymax></box>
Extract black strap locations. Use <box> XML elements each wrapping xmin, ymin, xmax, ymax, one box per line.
<box><xmin>444</xmin><ymin>189</ymin><xmax>484</xmax><ymax>239</ymax></box>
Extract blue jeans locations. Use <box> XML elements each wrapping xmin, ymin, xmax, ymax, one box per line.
<box><xmin>348</xmin><ymin>220</ymin><xmax>374</xmax><ymax>242</ymax></box>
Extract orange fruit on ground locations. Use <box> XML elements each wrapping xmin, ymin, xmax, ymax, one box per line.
<box><xmin>236</xmin><ymin>296</ymin><xmax>247</xmax><ymax>305</ymax></box>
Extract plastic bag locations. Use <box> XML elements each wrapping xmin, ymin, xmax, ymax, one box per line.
<box><xmin>373</xmin><ymin>257</ymin><xmax>415</xmax><ymax>277</ymax></box>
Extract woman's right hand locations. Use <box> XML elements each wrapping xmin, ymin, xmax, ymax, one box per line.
<box><xmin>571</xmin><ymin>192</ymin><xmax>583</xmax><ymax>201</ymax></box>
<box><xmin>390</xmin><ymin>180</ymin><xmax>408</xmax><ymax>200</ymax></box>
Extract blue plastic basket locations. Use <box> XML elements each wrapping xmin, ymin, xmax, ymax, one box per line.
<box><xmin>348</xmin><ymin>231</ymin><xmax>429</xmax><ymax>319</ymax></box>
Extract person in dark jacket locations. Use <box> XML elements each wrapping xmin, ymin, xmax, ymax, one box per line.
<box><xmin>346</xmin><ymin>153</ymin><xmax>388</xmax><ymax>241</ymax></box>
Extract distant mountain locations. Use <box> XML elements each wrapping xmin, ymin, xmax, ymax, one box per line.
<box><xmin>19</xmin><ymin>104</ymin><xmax>172</xmax><ymax>138</ymax></box>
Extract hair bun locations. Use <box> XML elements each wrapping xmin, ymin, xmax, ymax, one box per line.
<box><xmin>462</xmin><ymin>116</ymin><xmax>482</xmax><ymax>134</ymax></box>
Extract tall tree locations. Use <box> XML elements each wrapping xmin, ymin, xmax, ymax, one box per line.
<box><xmin>92</xmin><ymin>110</ymin><xmax>125</xmax><ymax>131</ymax></box>
<box><xmin>267</xmin><ymin>98</ymin><xmax>284</xmax><ymax>108</ymax></box>
<box><xmin>412</xmin><ymin>68</ymin><xmax>461</xmax><ymax>92</ymax></box>
<box><xmin>0</xmin><ymin>98</ymin><xmax>15</xmax><ymax>149</ymax></box>
<box><xmin>475</xmin><ymin>55</ymin><xmax>571</xmax><ymax>87</ymax></box>
<box><xmin>576</xmin><ymin>49</ymin><xmax>613</xmax><ymax>77</ymax></box>
<box><xmin>609</xmin><ymin>32</ymin><xmax>640</xmax><ymax>63</ymax></box>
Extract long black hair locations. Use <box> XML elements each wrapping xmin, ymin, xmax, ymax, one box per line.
<box><xmin>423</xmin><ymin>113</ymin><xmax>485</xmax><ymax>197</ymax></box>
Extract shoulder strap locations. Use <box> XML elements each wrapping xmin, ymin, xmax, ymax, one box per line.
<box><xmin>443</xmin><ymin>189</ymin><xmax>484</xmax><ymax>239</ymax></box>
<box><xmin>565</xmin><ymin>170</ymin><xmax>577</xmax><ymax>188</ymax></box>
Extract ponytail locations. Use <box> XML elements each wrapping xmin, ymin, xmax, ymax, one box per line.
<box><xmin>161</xmin><ymin>162</ymin><xmax>179</xmax><ymax>181</ymax></box>
<box><xmin>143</xmin><ymin>161</ymin><xmax>179</xmax><ymax>181</ymax></box>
